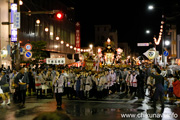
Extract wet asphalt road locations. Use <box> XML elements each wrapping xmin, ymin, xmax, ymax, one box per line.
<box><xmin>0</xmin><ymin>93</ymin><xmax>180</xmax><ymax>120</ymax></box>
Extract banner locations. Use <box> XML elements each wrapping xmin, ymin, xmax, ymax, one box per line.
<box><xmin>75</xmin><ymin>22</ymin><xmax>80</xmax><ymax>53</ymax></box>
<box><xmin>46</xmin><ymin>58</ymin><xmax>65</xmax><ymax>65</ymax></box>
<box><xmin>11</xmin><ymin>3</ymin><xmax>17</xmax><ymax>42</ymax></box>
<box><xmin>143</xmin><ymin>48</ymin><xmax>156</xmax><ymax>60</ymax></box>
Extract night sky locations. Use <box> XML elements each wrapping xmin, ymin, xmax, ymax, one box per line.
<box><xmin>60</xmin><ymin>0</ymin><xmax>179</xmax><ymax>54</ymax></box>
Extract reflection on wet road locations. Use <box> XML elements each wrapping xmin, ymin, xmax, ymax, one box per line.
<box><xmin>0</xmin><ymin>94</ymin><xmax>180</xmax><ymax>120</ymax></box>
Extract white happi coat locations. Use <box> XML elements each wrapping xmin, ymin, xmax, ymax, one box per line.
<box><xmin>39</xmin><ymin>74</ymin><xmax>45</xmax><ymax>84</ymax></box>
<box><xmin>102</xmin><ymin>76</ymin><xmax>108</xmax><ymax>89</ymax></box>
<box><xmin>35</xmin><ymin>75</ymin><xmax>42</xmax><ymax>89</ymax></box>
<box><xmin>85</xmin><ymin>76</ymin><xmax>92</xmax><ymax>91</ymax></box>
<box><xmin>109</xmin><ymin>73</ymin><xmax>116</xmax><ymax>86</ymax></box>
<box><xmin>68</xmin><ymin>73</ymin><xmax>75</xmax><ymax>87</ymax></box>
<box><xmin>130</xmin><ymin>74</ymin><xmax>137</xmax><ymax>87</ymax></box>
<box><xmin>95</xmin><ymin>77</ymin><xmax>103</xmax><ymax>91</ymax></box>
<box><xmin>53</xmin><ymin>75</ymin><xmax>64</xmax><ymax>93</ymax></box>
<box><xmin>64</xmin><ymin>74</ymin><xmax>70</xmax><ymax>88</ymax></box>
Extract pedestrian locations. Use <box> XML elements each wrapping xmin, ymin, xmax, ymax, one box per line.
<box><xmin>172</xmin><ymin>77</ymin><xmax>180</xmax><ymax>100</ymax></box>
<box><xmin>10</xmin><ymin>69</ymin><xmax>18</xmax><ymax>102</ymax></box>
<box><xmin>14</xmin><ymin>68</ymin><xmax>29</xmax><ymax>107</ymax></box>
<box><xmin>74</xmin><ymin>72</ymin><xmax>82</xmax><ymax>99</ymax></box>
<box><xmin>150</xmin><ymin>68</ymin><xmax>164</xmax><ymax>109</ymax></box>
<box><xmin>35</xmin><ymin>70</ymin><xmax>42</xmax><ymax>99</ymax></box>
<box><xmin>68</xmin><ymin>70</ymin><xmax>75</xmax><ymax>99</ymax></box>
<box><xmin>66</xmin><ymin>70</ymin><xmax>73</xmax><ymax>99</ymax></box>
<box><xmin>28</xmin><ymin>68</ymin><xmax>35</xmax><ymax>96</ymax></box>
<box><xmin>137</xmin><ymin>69</ymin><xmax>145</xmax><ymax>99</ymax></box>
<box><xmin>146</xmin><ymin>75</ymin><xmax>155</xmax><ymax>99</ymax></box>
<box><xmin>129</xmin><ymin>71</ymin><xmax>138</xmax><ymax>97</ymax></box>
<box><xmin>95</xmin><ymin>73</ymin><xmax>103</xmax><ymax>99</ymax></box>
<box><xmin>84</xmin><ymin>72</ymin><xmax>92</xmax><ymax>99</ymax></box>
<box><xmin>109</xmin><ymin>69</ymin><xmax>116</xmax><ymax>94</ymax></box>
<box><xmin>0</xmin><ymin>69</ymin><xmax>11</xmax><ymax>105</ymax></box>
<box><xmin>53</xmin><ymin>71</ymin><xmax>64</xmax><ymax>109</ymax></box>
<box><xmin>125</xmin><ymin>70</ymin><xmax>131</xmax><ymax>95</ymax></box>
<box><xmin>167</xmin><ymin>74</ymin><xmax>175</xmax><ymax>97</ymax></box>
<box><xmin>163</xmin><ymin>77</ymin><xmax>168</xmax><ymax>97</ymax></box>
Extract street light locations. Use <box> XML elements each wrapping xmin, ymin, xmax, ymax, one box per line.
<box><xmin>146</xmin><ymin>30</ymin><xmax>150</xmax><ymax>34</ymax></box>
<box><xmin>89</xmin><ymin>44</ymin><xmax>93</xmax><ymax>49</ymax></box>
<box><xmin>107</xmin><ymin>38</ymin><xmax>111</xmax><ymax>43</ymax></box>
<box><xmin>165</xmin><ymin>40</ymin><xmax>170</xmax><ymax>46</ymax></box>
<box><xmin>36</xmin><ymin>19</ymin><xmax>40</xmax><ymax>24</ymax></box>
<box><xmin>45</xmin><ymin>27</ymin><xmax>49</xmax><ymax>32</ymax></box>
<box><xmin>19</xmin><ymin>0</ymin><xmax>23</xmax><ymax>5</ymax></box>
<box><xmin>148</xmin><ymin>5</ymin><xmax>154</xmax><ymax>10</ymax></box>
<box><xmin>56</xmin><ymin>36</ymin><xmax>59</xmax><ymax>40</ymax></box>
<box><xmin>60</xmin><ymin>40</ymin><xmax>64</xmax><ymax>44</ymax></box>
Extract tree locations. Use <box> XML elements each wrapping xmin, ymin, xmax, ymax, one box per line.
<box><xmin>31</xmin><ymin>41</ymin><xmax>47</xmax><ymax>63</ymax></box>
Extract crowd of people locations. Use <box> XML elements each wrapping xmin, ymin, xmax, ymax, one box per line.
<box><xmin>0</xmin><ymin>63</ymin><xmax>180</xmax><ymax>109</ymax></box>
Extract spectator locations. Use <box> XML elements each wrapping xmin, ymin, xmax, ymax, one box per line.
<box><xmin>167</xmin><ymin>74</ymin><xmax>175</xmax><ymax>97</ymax></box>
<box><xmin>172</xmin><ymin>77</ymin><xmax>180</xmax><ymax>99</ymax></box>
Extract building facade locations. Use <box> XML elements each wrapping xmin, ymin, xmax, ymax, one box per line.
<box><xmin>19</xmin><ymin>0</ymin><xmax>76</xmax><ymax>60</ymax></box>
<box><xmin>0</xmin><ymin>0</ymin><xmax>13</xmax><ymax>68</ymax></box>
<box><xmin>0</xmin><ymin>0</ymin><xmax>78</xmax><ymax>68</ymax></box>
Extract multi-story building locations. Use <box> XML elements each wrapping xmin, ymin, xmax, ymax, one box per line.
<box><xmin>0</xmin><ymin>0</ymin><xmax>78</xmax><ymax>68</ymax></box>
<box><xmin>19</xmin><ymin>0</ymin><xmax>76</xmax><ymax>60</ymax></box>
<box><xmin>94</xmin><ymin>25</ymin><xmax>118</xmax><ymax>48</ymax></box>
<box><xmin>0</xmin><ymin>0</ymin><xmax>12</xmax><ymax>68</ymax></box>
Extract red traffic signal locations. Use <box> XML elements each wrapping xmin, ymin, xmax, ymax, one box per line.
<box><xmin>56</xmin><ymin>12</ymin><xmax>63</xmax><ymax>19</ymax></box>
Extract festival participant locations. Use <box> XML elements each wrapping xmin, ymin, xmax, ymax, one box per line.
<box><xmin>150</xmin><ymin>68</ymin><xmax>164</xmax><ymax>109</ymax></box>
<box><xmin>160</xmin><ymin>67</ymin><xmax>167</xmax><ymax>77</ymax></box>
<box><xmin>102</xmin><ymin>71</ymin><xmax>109</xmax><ymax>98</ymax></box>
<box><xmin>44</xmin><ymin>69</ymin><xmax>54</xmax><ymax>96</ymax></box>
<box><xmin>28</xmin><ymin>68</ymin><xmax>35</xmax><ymax>96</ymax></box>
<box><xmin>0</xmin><ymin>69</ymin><xmax>10</xmax><ymax>105</ymax></box>
<box><xmin>146</xmin><ymin>75</ymin><xmax>155</xmax><ymax>98</ymax></box>
<box><xmin>67</xmin><ymin>69</ymin><xmax>75</xmax><ymax>99</ymax></box>
<box><xmin>35</xmin><ymin>70</ymin><xmax>42</xmax><ymax>99</ymax></box>
<box><xmin>53</xmin><ymin>71</ymin><xmax>64</xmax><ymax>109</ymax></box>
<box><xmin>74</xmin><ymin>72</ymin><xmax>82</xmax><ymax>99</ymax></box>
<box><xmin>129</xmin><ymin>71</ymin><xmax>138</xmax><ymax>97</ymax></box>
<box><xmin>95</xmin><ymin>73</ymin><xmax>103</xmax><ymax>99</ymax></box>
<box><xmin>125</xmin><ymin>69</ymin><xmax>131</xmax><ymax>94</ymax></box>
<box><xmin>163</xmin><ymin>77</ymin><xmax>168</xmax><ymax>97</ymax></box>
<box><xmin>10</xmin><ymin>69</ymin><xmax>18</xmax><ymax>102</ymax></box>
<box><xmin>63</xmin><ymin>70</ymin><xmax>68</xmax><ymax>96</ymax></box>
<box><xmin>109</xmin><ymin>69</ymin><xmax>116</xmax><ymax>94</ymax></box>
<box><xmin>167</xmin><ymin>74</ymin><xmax>175</xmax><ymax>97</ymax></box>
<box><xmin>137</xmin><ymin>69</ymin><xmax>145</xmax><ymax>99</ymax></box>
<box><xmin>65</xmin><ymin>70</ymin><xmax>73</xmax><ymax>99</ymax></box>
<box><xmin>14</xmin><ymin>68</ymin><xmax>29</xmax><ymax>107</ymax></box>
<box><xmin>84</xmin><ymin>72</ymin><xmax>92</xmax><ymax>99</ymax></box>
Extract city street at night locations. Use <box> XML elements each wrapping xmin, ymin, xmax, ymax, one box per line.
<box><xmin>1</xmin><ymin>0</ymin><xmax>180</xmax><ymax>120</ymax></box>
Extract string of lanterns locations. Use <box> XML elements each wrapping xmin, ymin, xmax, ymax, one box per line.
<box><xmin>43</xmin><ymin>27</ymin><xmax>90</xmax><ymax>52</ymax></box>
<box><xmin>153</xmin><ymin>15</ymin><xmax>165</xmax><ymax>45</ymax></box>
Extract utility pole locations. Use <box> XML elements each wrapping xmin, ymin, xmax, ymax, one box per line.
<box><xmin>15</xmin><ymin>0</ymin><xmax>20</xmax><ymax>70</ymax></box>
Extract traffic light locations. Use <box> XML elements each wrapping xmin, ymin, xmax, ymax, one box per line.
<box><xmin>55</xmin><ymin>12</ymin><xmax>63</xmax><ymax>20</ymax></box>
